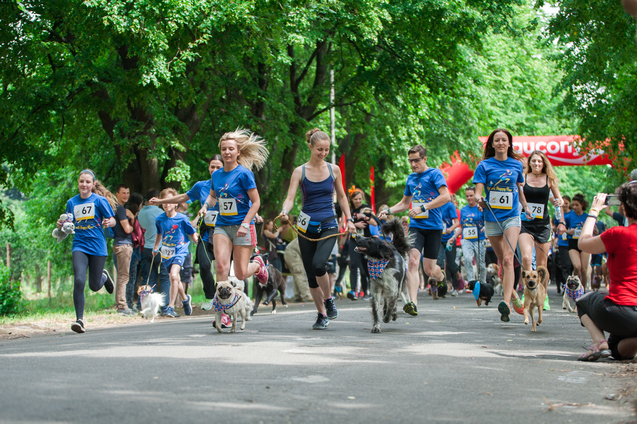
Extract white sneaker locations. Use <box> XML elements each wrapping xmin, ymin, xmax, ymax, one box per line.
<box><xmin>451</xmin><ymin>289</ymin><xmax>458</xmax><ymax>297</ymax></box>
<box><xmin>201</xmin><ymin>299</ymin><xmax>214</xmax><ymax>311</ymax></box>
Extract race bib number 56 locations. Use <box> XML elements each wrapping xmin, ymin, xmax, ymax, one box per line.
<box><xmin>297</xmin><ymin>211</ymin><xmax>310</xmax><ymax>233</ymax></box>
<box><xmin>489</xmin><ymin>191</ymin><xmax>513</xmax><ymax>210</ymax></box>
<box><xmin>74</xmin><ymin>203</ymin><xmax>95</xmax><ymax>221</ymax></box>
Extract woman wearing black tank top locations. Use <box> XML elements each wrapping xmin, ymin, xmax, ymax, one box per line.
<box><xmin>280</xmin><ymin>129</ymin><xmax>356</xmax><ymax>330</ymax></box>
<box><xmin>519</xmin><ymin>151</ymin><xmax>565</xmax><ymax>278</ymax></box>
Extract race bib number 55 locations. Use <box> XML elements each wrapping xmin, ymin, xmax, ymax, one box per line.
<box><xmin>74</xmin><ymin>203</ymin><xmax>95</xmax><ymax>221</ymax></box>
<box><xmin>489</xmin><ymin>191</ymin><xmax>513</xmax><ymax>210</ymax></box>
<box><xmin>463</xmin><ymin>226</ymin><xmax>478</xmax><ymax>240</ymax></box>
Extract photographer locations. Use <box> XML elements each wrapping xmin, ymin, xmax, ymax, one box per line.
<box><xmin>575</xmin><ymin>184</ymin><xmax>637</xmax><ymax>361</ymax></box>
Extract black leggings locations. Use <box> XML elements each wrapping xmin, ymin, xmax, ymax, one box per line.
<box><xmin>196</xmin><ymin>239</ymin><xmax>216</xmax><ymax>299</ymax></box>
<box><xmin>72</xmin><ymin>251</ymin><xmax>107</xmax><ymax>321</ymax></box>
<box><xmin>298</xmin><ymin>228</ymin><xmax>338</xmax><ymax>289</ymax></box>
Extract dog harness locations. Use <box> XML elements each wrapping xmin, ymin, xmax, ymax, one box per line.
<box><xmin>138</xmin><ymin>285</ymin><xmax>156</xmax><ymax>302</ymax></box>
<box><xmin>563</xmin><ymin>284</ymin><xmax>584</xmax><ymax>302</ymax></box>
<box><xmin>212</xmin><ymin>293</ymin><xmax>241</xmax><ymax>312</ymax></box>
<box><xmin>367</xmin><ymin>259</ymin><xmax>390</xmax><ymax>280</ymax></box>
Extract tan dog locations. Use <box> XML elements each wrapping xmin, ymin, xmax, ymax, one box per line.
<box><xmin>523</xmin><ymin>266</ymin><xmax>549</xmax><ymax>332</ymax></box>
<box><xmin>213</xmin><ymin>280</ymin><xmax>248</xmax><ymax>333</ymax></box>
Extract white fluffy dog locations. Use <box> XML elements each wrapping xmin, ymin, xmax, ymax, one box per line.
<box><xmin>137</xmin><ymin>285</ymin><xmax>166</xmax><ymax>322</ymax></box>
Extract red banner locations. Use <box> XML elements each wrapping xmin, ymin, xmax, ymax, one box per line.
<box><xmin>370</xmin><ymin>166</ymin><xmax>376</xmax><ymax>214</ymax></box>
<box><xmin>478</xmin><ymin>135</ymin><xmax>614</xmax><ymax>166</ymax></box>
<box><xmin>339</xmin><ymin>154</ymin><xmax>346</xmax><ymax>193</ymax></box>
<box><xmin>440</xmin><ymin>152</ymin><xmax>474</xmax><ymax>194</ymax></box>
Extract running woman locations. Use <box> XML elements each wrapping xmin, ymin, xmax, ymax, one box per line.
<box><xmin>565</xmin><ymin>193</ymin><xmax>591</xmax><ymax>290</ymax></box>
<box><xmin>460</xmin><ymin>186</ymin><xmax>487</xmax><ymax>284</ymax></box>
<box><xmin>199</xmin><ymin>129</ymin><xmax>270</xmax><ymax>286</ymax></box>
<box><xmin>473</xmin><ymin>128</ymin><xmax>532</xmax><ymax>322</ymax></box>
<box><xmin>280</xmin><ymin>128</ymin><xmax>355</xmax><ymax>330</ymax></box>
<box><xmin>150</xmin><ymin>155</ymin><xmax>224</xmax><ymax>310</ymax></box>
<box><xmin>519</xmin><ymin>150</ymin><xmax>565</xmax><ymax>275</ymax></box>
<box><xmin>378</xmin><ymin>145</ymin><xmax>450</xmax><ymax>316</ymax></box>
<box><xmin>152</xmin><ymin>188</ymin><xmax>199</xmax><ymax>317</ymax></box>
<box><xmin>59</xmin><ymin>169</ymin><xmax>117</xmax><ymax>333</ymax></box>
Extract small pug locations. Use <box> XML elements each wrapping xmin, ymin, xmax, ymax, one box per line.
<box><xmin>214</xmin><ymin>280</ymin><xmax>248</xmax><ymax>333</ymax></box>
<box><xmin>137</xmin><ymin>284</ymin><xmax>165</xmax><ymax>322</ymax></box>
<box><xmin>523</xmin><ymin>266</ymin><xmax>549</xmax><ymax>332</ymax></box>
<box><xmin>562</xmin><ymin>275</ymin><xmax>584</xmax><ymax>313</ymax></box>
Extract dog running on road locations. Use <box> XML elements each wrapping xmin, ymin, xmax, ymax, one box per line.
<box><xmin>523</xmin><ymin>266</ymin><xmax>549</xmax><ymax>332</ymax></box>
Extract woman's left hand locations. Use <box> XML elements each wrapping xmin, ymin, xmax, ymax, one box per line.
<box><xmin>524</xmin><ymin>206</ymin><xmax>533</xmax><ymax>220</ymax></box>
<box><xmin>104</xmin><ymin>217</ymin><xmax>116</xmax><ymax>228</ymax></box>
<box><xmin>591</xmin><ymin>194</ymin><xmax>607</xmax><ymax>214</ymax></box>
<box><xmin>553</xmin><ymin>197</ymin><xmax>564</xmax><ymax>207</ymax></box>
<box><xmin>347</xmin><ymin>221</ymin><xmax>356</xmax><ymax>234</ymax></box>
<box><xmin>236</xmin><ymin>225</ymin><xmax>248</xmax><ymax>238</ymax></box>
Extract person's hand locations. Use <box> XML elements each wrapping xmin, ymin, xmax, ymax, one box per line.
<box><xmin>553</xmin><ymin>197</ymin><xmax>564</xmax><ymax>208</ymax></box>
<box><xmin>125</xmin><ymin>209</ymin><xmax>134</xmax><ymax>220</ymax></box>
<box><xmin>346</xmin><ymin>221</ymin><xmax>356</xmax><ymax>234</ymax></box>
<box><xmin>354</xmin><ymin>221</ymin><xmax>367</xmax><ymax>229</ymax></box>
<box><xmin>148</xmin><ymin>197</ymin><xmax>160</xmax><ymax>206</ymax></box>
<box><xmin>254</xmin><ymin>214</ymin><xmax>263</xmax><ymax>224</ymax></box>
<box><xmin>104</xmin><ymin>217</ymin><xmax>116</xmax><ymax>228</ymax></box>
<box><xmin>408</xmin><ymin>206</ymin><xmax>422</xmax><ymax>218</ymax></box>
<box><xmin>152</xmin><ymin>249</ymin><xmax>159</xmax><ymax>257</ymax></box>
<box><xmin>477</xmin><ymin>196</ymin><xmax>486</xmax><ymax>212</ymax></box>
<box><xmin>193</xmin><ymin>233</ymin><xmax>200</xmax><ymax>244</ymax></box>
<box><xmin>557</xmin><ymin>223</ymin><xmax>566</xmax><ymax>235</ymax></box>
<box><xmin>279</xmin><ymin>210</ymin><xmax>288</xmax><ymax>222</ymax></box>
<box><xmin>590</xmin><ymin>193</ymin><xmax>607</xmax><ymax>215</ymax></box>
<box><xmin>378</xmin><ymin>209</ymin><xmax>389</xmax><ymax>220</ymax></box>
<box><xmin>236</xmin><ymin>225</ymin><xmax>248</xmax><ymax>238</ymax></box>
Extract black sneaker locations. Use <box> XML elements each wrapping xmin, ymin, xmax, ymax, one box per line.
<box><xmin>71</xmin><ymin>319</ymin><xmax>85</xmax><ymax>333</ymax></box>
<box><xmin>347</xmin><ymin>290</ymin><xmax>358</xmax><ymax>301</ymax></box>
<box><xmin>324</xmin><ymin>297</ymin><xmax>338</xmax><ymax>320</ymax></box>
<box><xmin>102</xmin><ymin>269</ymin><xmax>114</xmax><ymax>294</ymax></box>
<box><xmin>312</xmin><ymin>313</ymin><xmax>329</xmax><ymax>330</ymax></box>
<box><xmin>403</xmin><ymin>301</ymin><xmax>418</xmax><ymax>316</ymax></box>
<box><xmin>117</xmin><ymin>307</ymin><xmax>134</xmax><ymax>316</ymax></box>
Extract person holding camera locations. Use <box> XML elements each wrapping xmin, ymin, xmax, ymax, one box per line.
<box><xmin>575</xmin><ymin>184</ymin><xmax>637</xmax><ymax>361</ymax></box>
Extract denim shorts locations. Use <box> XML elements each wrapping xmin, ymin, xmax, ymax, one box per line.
<box><xmin>214</xmin><ymin>224</ymin><xmax>256</xmax><ymax>247</ymax></box>
<box><xmin>484</xmin><ymin>216</ymin><xmax>521</xmax><ymax>237</ymax></box>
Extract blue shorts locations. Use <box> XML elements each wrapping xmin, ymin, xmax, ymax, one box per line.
<box><xmin>590</xmin><ymin>254</ymin><xmax>603</xmax><ymax>267</ymax></box>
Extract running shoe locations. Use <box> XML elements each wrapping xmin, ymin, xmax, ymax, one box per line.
<box><xmin>347</xmin><ymin>290</ymin><xmax>358</xmax><ymax>301</ymax></box>
<box><xmin>117</xmin><ymin>307</ymin><xmax>133</xmax><ymax>316</ymax></box>
<box><xmin>498</xmin><ymin>301</ymin><xmax>511</xmax><ymax>322</ymax></box>
<box><xmin>543</xmin><ymin>296</ymin><xmax>550</xmax><ymax>311</ymax></box>
<box><xmin>312</xmin><ymin>313</ymin><xmax>330</xmax><ymax>330</ymax></box>
<box><xmin>212</xmin><ymin>314</ymin><xmax>231</xmax><ymax>328</ymax></box>
<box><xmin>511</xmin><ymin>297</ymin><xmax>524</xmax><ymax>315</ymax></box>
<box><xmin>403</xmin><ymin>301</ymin><xmax>418</xmax><ymax>316</ymax></box>
<box><xmin>252</xmin><ymin>256</ymin><xmax>269</xmax><ymax>284</ymax></box>
<box><xmin>182</xmin><ymin>295</ymin><xmax>192</xmax><ymax>315</ymax></box>
<box><xmin>164</xmin><ymin>306</ymin><xmax>177</xmax><ymax>318</ymax></box>
<box><xmin>451</xmin><ymin>289</ymin><xmax>458</xmax><ymax>297</ymax></box>
<box><xmin>71</xmin><ymin>319</ymin><xmax>85</xmax><ymax>334</ymax></box>
<box><xmin>324</xmin><ymin>297</ymin><xmax>338</xmax><ymax>320</ymax></box>
<box><xmin>201</xmin><ymin>298</ymin><xmax>214</xmax><ymax>311</ymax></box>
<box><xmin>102</xmin><ymin>269</ymin><xmax>114</xmax><ymax>294</ymax></box>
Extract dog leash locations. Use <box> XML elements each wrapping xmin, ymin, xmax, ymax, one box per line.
<box><xmin>273</xmin><ymin>214</ymin><xmax>348</xmax><ymax>242</ymax></box>
<box><xmin>482</xmin><ymin>198</ymin><xmax>526</xmax><ymax>272</ymax></box>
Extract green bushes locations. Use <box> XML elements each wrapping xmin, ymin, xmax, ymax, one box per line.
<box><xmin>0</xmin><ymin>264</ymin><xmax>24</xmax><ymax>315</ymax></box>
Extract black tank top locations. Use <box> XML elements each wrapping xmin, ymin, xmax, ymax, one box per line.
<box><xmin>523</xmin><ymin>175</ymin><xmax>550</xmax><ymax>223</ymax></box>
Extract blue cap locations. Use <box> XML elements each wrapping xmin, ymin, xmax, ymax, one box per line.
<box><xmin>473</xmin><ymin>281</ymin><xmax>481</xmax><ymax>300</ymax></box>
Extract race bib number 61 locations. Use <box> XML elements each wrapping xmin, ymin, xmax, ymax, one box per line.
<box><xmin>489</xmin><ymin>191</ymin><xmax>513</xmax><ymax>210</ymax></box>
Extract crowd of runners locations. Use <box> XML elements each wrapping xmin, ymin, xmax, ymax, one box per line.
<box><xmin>57</xmin><ymin>128</ymin><xmax>637</xmax><ymax>361</ymax></box>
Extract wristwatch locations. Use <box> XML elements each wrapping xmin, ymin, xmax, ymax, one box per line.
<box><xmin>347</xmin><ymin>218</ymin><xmax>354</xmax><ymax>223</ymax></box>
<box><xmin>240</xmin><ymin>223</ymin><xmax>250</xmax><ymax>229</ymax></box>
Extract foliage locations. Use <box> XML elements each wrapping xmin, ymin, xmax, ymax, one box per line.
<box><xmin>0</xmin><ymin>263</ymin><xmax>24</xmax><ymax>316</ymax></box>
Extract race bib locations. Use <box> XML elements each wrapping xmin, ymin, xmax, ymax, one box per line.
<box><xmin>463</xmin><ymin>226</ymin><xmax>478</xmax><ymax>240</ymax></box>
<box><xmin>527</xmin><ymin>202</ymin><xmax>545</xmax><ymax>219</ymax></box>
<box><xmin>297</xmin><ymin>211</ymin><xmax>310</xmax><ymax>233</ymax></box>
<box><xmin>489</xmin><ymin>191</ymin><xmax>513</xmax><ymax>210</ymax></box>
<box><xmin>562</xmin><ymin>232</ymin><xmax>567</xmax><ymax>241</ymax></box>
<box><xmin>160</xmin><ymin>245</ymin><xmax>175</xmax><ymax>259</ymax></box>
<box><xmin>74</xmin><ymin>203</ymin><xmax>95</xmax><ymax>221</ymax></box>
<box><xmin>219</xmin><ymin>198</ymin><xmax>238</xmax><ymax>216</ymax></box>
<box><xmin>204</xmin><ymin>210</ymin><xmax>218</xmax><ymax>227</ymax></box>
<box><xmin>573</xmin><ymin>228</ymin><xmax>582</xmax><ymax>239</ymax></box>
<box><xmin>412</xmin><ymin>202</ymin><xmax>429</xmax><ymax>219</ymax></box>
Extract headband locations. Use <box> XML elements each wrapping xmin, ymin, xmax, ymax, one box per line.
<box><xmin>80</xmin><ymin>169</ymin><xmax>96</xmax><ymax>179</ymax></box>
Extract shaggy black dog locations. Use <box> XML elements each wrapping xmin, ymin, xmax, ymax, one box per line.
<box><xmin>251</xmin><ymin>263</ymin><xmax>288</xmax><ymax>315</ymax></box>
<box><xmin>353</xmin><ymin>218</ymin><xmax>411</xmax><ymax>333</ymax></box>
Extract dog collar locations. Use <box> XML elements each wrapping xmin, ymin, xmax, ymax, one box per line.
<box><xmin>138</xmin><ymin>285</ymin><xmax>156</xmax><ymax>302</ymax></box>
<box><xmin>564</xmin><ymin>284</ymin><xmax>584</xmax><ymax>301</ymax></box>
<box><xmin>212</xmin><ymin>293</ymin><xmax>240</xmax><ymax>312</ymax></box>
<box><xmin>367</xmin><ymin>259</ymin><xmax>390</xmax><ymax>280</ymax></box>
<box><xmin>473</xmin><ymin>281</ymin><xmax>481</xmax><ymax>300</ymax></box>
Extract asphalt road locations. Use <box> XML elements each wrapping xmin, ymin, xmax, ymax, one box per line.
<box><xmin>0</xmin><ymin>290</ymin><xmax>635</xmax><ymax>424</ymax></box>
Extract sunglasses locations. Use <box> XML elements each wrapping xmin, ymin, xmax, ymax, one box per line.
<box><xmin>408</xmin><ymin>157</ymin><xmax>423</xmax><ymax>164</ymax></box>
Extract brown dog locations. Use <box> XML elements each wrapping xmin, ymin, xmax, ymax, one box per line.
<box><xmin>523</xmin><ymin>266</ymin><xmax>549</xmax><ymax>332</ymax></box>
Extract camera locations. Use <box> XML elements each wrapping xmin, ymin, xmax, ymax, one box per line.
<box><xmin>605</xmin><ymin>195</ymin><xmax>621</xmax><ymax>206</ymax></box>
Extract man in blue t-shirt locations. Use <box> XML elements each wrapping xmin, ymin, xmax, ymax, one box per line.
<box><xmin>138</xmin><ymin>188</ymin><xmax>163</xmax><ymax>296</ymax></box>
<box><xmin>378</xmin><ymin>145</ymin><xmax>451</xmax><ymax>316</ymax></box>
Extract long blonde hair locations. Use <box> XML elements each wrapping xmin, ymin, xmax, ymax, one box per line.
<box><xmin>219</xmin><ymin>128</ymin><xmax>269</xmax><ymax>171</ymax></box>
<box><xmin>525</xmin><ymin>150</ymin><xmax>558</xmax><ymax>186</ymax></box>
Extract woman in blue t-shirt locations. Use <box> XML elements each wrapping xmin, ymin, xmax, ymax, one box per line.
<box><xmin>57</xmin><ymin>169</ymin><xmax>117</xmax><ymax>333</ymax></box>
<box><xmin>150</xmin><ymin>155</ymin><xmax>224</xmax><ymax>311</ymax></box>
<box><xmin>200</xmin><ymin>129</ymin><xmax>270</xmax><ymax>286</ymax></box>
<box><xmin>280</xmin><ymin>128</ymin><xmax>356</xmax><ymax>330</ymax></box>
<box><xmin>565</xmin><ymin>193</ymin><xmax>590</xmax><ymax>290</ymax></box>
<box><xmin>473</xmin><ymin>129</ymin><xmax>532</xmax><ymax>323</ymax></box>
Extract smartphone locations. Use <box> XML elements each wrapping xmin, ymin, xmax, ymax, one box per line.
<box><xmin>605</xmin><ymin>195</ymin><xmax>621</xmax><ymax>206</ymax></box>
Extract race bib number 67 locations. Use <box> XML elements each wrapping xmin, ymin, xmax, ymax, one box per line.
<box><xmin>489</xmin><ymin>191</ymin><xmax>513</xmax><ymax>210</ymax></box>
<box><xmin>74</xmin><ymin>203</ymin><xmax>95</xmax><ymax>221</ymax></box>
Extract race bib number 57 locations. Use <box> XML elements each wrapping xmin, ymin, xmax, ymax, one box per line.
<box><xmin>74</xmin><ymin>203</ymin><xmax>95</xmax><ymax>221</ymax></box>
<box><xmin>219</xmin><ymin>198</ymin><xmax>238</xmax><ymax>216</ymax></box>
<box><xmin>489</xmin><ymin>191</ymin><xmax>513</xmax><ymax>210</ymax></box>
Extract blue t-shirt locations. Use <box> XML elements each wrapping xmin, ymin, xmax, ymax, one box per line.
<box><xmin>211</xmin><ymin>165</ymin><xmax>257</xmax><ymax>227</ymax></box>
<box><xmin>186</xmin><ymin>179</ymin><xmax>218</xmax><ymax>242</ymax></box>
<box><xmin>404</xmin><ymin>168</ymin><xmax>448</xmax><ymax>230</ymax></box>
<box><xmin>155</xmin><ymin>212</ymin><xmax>196</xmax><ymax>265</ymax></box>
<box><xmin>473</xmin><ymin>157</ymin><xmax>524</xmax><ymax>222</ymax></box>
<box><xmin>461</xmin><ymin>205</ymin><xmax>486</xmax><ymax>241</ymax></box>
<box><xmin>553</xmin><ymin>217</ymin><xmax>569</xmax><ymax>247</ymax></box>
<box><xmin>65</xmin><ymin>193</ymin><xmax>115</xmax><ymax>257</ymax></box>
<box><xmin>564</xmin><ymin>210</ymin><xmax>588</xmax><ymax>241</ymax></box>
<box><xmin>138</xmin><ymin>205</ymin><xmax>164</xmax><ymax>249</ymax></box>
<box><xmin>440</xmin><ymin>202</ymin><xmax>458</xmax><ymax>243</ymax></box>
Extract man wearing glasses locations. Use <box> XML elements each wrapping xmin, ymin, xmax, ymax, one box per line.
<box><xmin>378</xmin><ymin>145</ymin><xmax>451</xmax><ymax>316</ymax></box>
